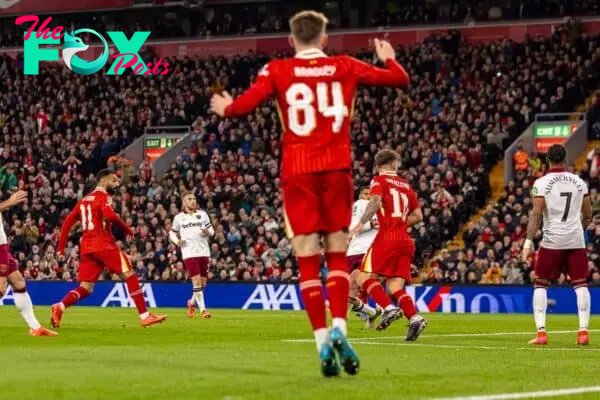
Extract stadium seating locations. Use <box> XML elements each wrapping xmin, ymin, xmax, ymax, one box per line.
<box><xmin>427</xmin><ymin>147</ymin><xmax>600</xmax><ymax>285</ymax></box>
<box><xmin>0</xmin><ymin>14</ymin><xmax>598</xmax><ymax>282</ymax></box>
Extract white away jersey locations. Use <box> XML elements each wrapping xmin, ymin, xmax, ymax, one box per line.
<box><xmin>171</xmin><ymin>210</ymin><xmax>214</xmax><ymax>259</ymax></box>
<box><xmin>532</xmin><ymin>171</ymin><xmax>588</xmax><ymax>249</ymax></box>
<box><xmin>347</xmin><ymin>199</ymin><xmax>378</xmax><ymax>256</ymax></box>
<box><xmin>0</xmin><ymin>213</ymin><xmax>7</xmax><ymax>245</ymax></box>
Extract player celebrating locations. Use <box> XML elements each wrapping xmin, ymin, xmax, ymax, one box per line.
<box><xmin>0</xmin><ymin>190</ymin><xmax>57</xmax><ymax>336</ymax></box>
<box><xmin>169</xmin><ymin>191</ymin><xmax>214</xmax><ymax>319</ymax></box>
<box><xmin>350</xmin><ymin>150</ymin><xmax>427</xmax><ymax>340</ymax></box>
<box><xmin>210</xmin><ymin>11</ymin><xmax>409</xmax><ymax>376</ymax></box>
<box><xmin>347</xmin><ymin>186</ymin><xmax>380</xmax><ymax>327</ymax></box>
<box><xmin>51</xmin><ymin>169</ymin><xmax>166</xmax><ymax>328</ymax></box>
<box><xmin>522</xmin><ymin>144</ymin><xmax>593</xmax><ymax>346</ymax></box>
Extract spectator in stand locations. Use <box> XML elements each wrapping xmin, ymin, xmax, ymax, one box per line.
<box><xmin>514</xmin><ymin>143</ymin><xmax>529</xmax><ymax>178</ymax></box>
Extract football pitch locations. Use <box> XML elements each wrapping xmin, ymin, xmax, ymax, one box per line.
<box><xmin>1</xmin><ymin>308</ymin><xmax>599</xmax><ymax>400</ymax></box>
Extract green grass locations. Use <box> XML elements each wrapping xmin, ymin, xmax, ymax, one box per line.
<box><xmin>0</xmin><ymin>307</ymin><xmax>599</xmax><ymax>400</ymax></box>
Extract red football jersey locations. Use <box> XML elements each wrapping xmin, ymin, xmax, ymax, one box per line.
<box><xmin>224</xmin><ymin>48</ymin><xmax>409</xmax><ymax>179</ymax></box>
<box><xmin>57</xmin><ymin>188</ymin><xmax>134</xmax><ymax>255</ymax></box>
<box><xmin>370</xmin><ymin>173</ymin><xmax>419</xmax><ymax>239</ymax></box>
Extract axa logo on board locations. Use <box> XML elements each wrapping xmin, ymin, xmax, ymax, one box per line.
<box><xmin>16</xmin><ymin>15</ymin><xmax>171</xmax><ymax>75</ymax></box>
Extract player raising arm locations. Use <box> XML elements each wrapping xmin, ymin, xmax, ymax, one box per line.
<box><xmin>211</xmin><ymin>11</ymin><xmax>409</xmax><ymax>377</ymax></box>
<box><xmin>522</xmin><ymin>144</ymin><xmax>593</xmax><ymax>346</ymax></box>
<box><xmin>51</xmin><ymin>169</ymin><xmax>166</xmax><ymax>329</ymax></box>
<box><xmin>0</xmin><ymin>190</ymin><xmax>57</xmax><ymax>336</ymax></box>
<box><xmin>169</xmin><ymin>191</ymin><xmax>215</xmax><ymax>319</ymax></box>
<box><xmin>349</xmin><ymin>150</ymin><xmax>427</xmax><ymax>341</ymax></box>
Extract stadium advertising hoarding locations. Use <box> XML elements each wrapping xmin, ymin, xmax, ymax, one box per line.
<box><xmin>534</xmin><ymin>123</ymin><xmax>579</xmax><ymax>153</ymax></box>
<box><xmin>2</xmin><ymin>282</ymin><xmax>600</xmax><ymax>314</ymax></box>
<box><xmin>0</xmin><ymin>0</ymin><xmax>131</xmax><ymax>14</ymax></box>
<box><xmin>4</xmin><ymin>20</ymin><xmax>600</xmax><ymax>60</ymax></box>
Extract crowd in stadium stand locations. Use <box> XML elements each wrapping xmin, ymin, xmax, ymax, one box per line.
<box><xmin>429</xmin><ymin>148</ymin><xmax>600</xmax><ymax>285</ymax></box>
<box><xmin>0</xmin><ymin>15</ymin><xmax>599</xmax><ymax>283</ymax></box>
<box><xmin>1</xmin><ymin>0</ymin><xmax>599</xmax><ymax>48</ymax></box>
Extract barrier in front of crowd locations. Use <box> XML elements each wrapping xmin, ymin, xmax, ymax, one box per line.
<box><xmin>1</xmin><ymin>282</ymin><xmax>598</xmax><ymax>314</ymax></box>
<box><xmin>503</xmin><ymin>113</ymin><xmax>587</xmax><ymax>183</ymax></box>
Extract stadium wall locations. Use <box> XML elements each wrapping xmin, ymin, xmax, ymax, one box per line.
<box><xmin>1</xmin><ymin>282</ymin><xmax>599</xmax><ymax>314</ymax></box>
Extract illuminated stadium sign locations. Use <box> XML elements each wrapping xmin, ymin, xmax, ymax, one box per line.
<box><xmin>534</xmin><ymin>123</ymin><xmax>578</xmax><ymax>153</ymax></box>
<box><xmin>144</xmin><ymin>136</ymin><xmax>180</xmax><ymax>161</ymax></box>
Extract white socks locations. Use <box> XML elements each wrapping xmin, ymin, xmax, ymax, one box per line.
<box><xmin>139</xmin><ymin>312</ymin><xmax>149</xmax><ymax>320</ymax></box>
<box><xmin>533</xmin><ymin>288</ymin><xmax>547</xmax><ymax>332</ymax></box>
<box><xmin>313</xmin><ymin>328</ymin><xmax>328</xmax><ymax>352</ymax></box>
<box><xmin>14</xmin><ymin>291</ymin><xmax>41</xmax><ymax>330</ymax></box>
<box><xmin>575</xmin><ymin>286</ymin><xmax>590</xmax><ymax>331</ymax></box>
<box><xmin>360</xmin><ymin>303</ymin><xmax>378</xmax><ymax>318</ymax></box>
<box><xmin>193</xmin><ymin>287</ymin><xmax>206</xmax><ymax>311</ymax></box>
<box><xmin>332</xmin><ymin>317</ymin><xmax>347</xmax><ymax>336</ymax></box>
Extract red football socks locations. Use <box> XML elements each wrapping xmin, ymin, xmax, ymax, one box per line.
<box><xmin>125</xmin><ymin>275</ymin><xmax>148</xmax><ymax>315</ymax></box>
<box><xmin>61</xmin><ymin>286</ymin><xmax>90</xmax><ymax>308</ymax></box>
<box><xmin>392</xmin><ymin>289</ymin><xmax>417</xmax><ymax>319</ymax></box>
<box><xmin>363</xmin><ymin>278</ymin><xmax>392</xmax><ymax>308</ymax></box>
<box><xmin>298</xmin><ymin>255</ymin><xmax>327</xmax><ymax>331</ymax></box>
<box><xmin>325</xmin><ymin>252</ymin><xmax>350</xmax><ymax>320</ymax></box>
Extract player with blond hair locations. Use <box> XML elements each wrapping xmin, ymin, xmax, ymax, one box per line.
<box><xmin>170</xmin><ymin>191</ymin><xmax>214</xmax><ymax>319</ymax></box>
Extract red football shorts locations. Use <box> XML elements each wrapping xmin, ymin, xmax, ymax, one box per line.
<box><xmin>534</xmin><ymin>246</ymin><xmax>588</xmax><ymax>284</ymax></box>
<box><xmin>184</xmin><ymin>257</ymin><xmax>209</xmax><ymax>278</ymax></box>
<box><xmin>281</xmin><ymin>170</ymin><xmax>353</xmax><ymax>238</ymax></box>
<box><xmin>78</xmin><ymin>249</ymin><xmax>132</xmax><ymax>282</ymax></box>
<box><xmin>0</xmin><ymin>244</ymin><xmax>18</xmax><ymax>278</ymax></box>
<box><xmin>361</xmin><ymin>235</ymin><xmax>415</xmax><ymax>281</ymax></box>
<box><xmin>347</xmin><ymin>254</ymin><xmax>365</xmax><ymax>272</ymax></box>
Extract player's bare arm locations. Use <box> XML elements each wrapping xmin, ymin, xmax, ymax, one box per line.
<box><xmin>522</xmin><ymin>196</ymin><xmax>544</xmax><ymax>262</ymax></box>
<box><xmin>349</xmin><ymin>195</ymin><xmax>382</xmax><ymax>238</ymax></box>
<box><xmin>0</xmin><ymin>190</ymin><xmax>27</xmax><ymax>211</ymax></box>
<box><xmin>581</xmin><ymin>195</ymin><xmax>593</xmax><ymax>228</ymax></box>
<box><xmin>407</xmin><ymin>208</ymin><xmax>423</xmax><ymax>226</ymax></box>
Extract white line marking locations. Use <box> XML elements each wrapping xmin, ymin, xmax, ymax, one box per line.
<box><xmin>354</xmin><ymin>341</ymin><xmax>600</xmax><ymax>352</ymax></box>
<box><xmin>430</xmin><ymin>386</ymin><xmax>600</xmax><ymax>400</ymax></box>
<box><xmin>282</xmin><ymin>329</ymin><xmax>600</xmax><ymax>343</ymax></box>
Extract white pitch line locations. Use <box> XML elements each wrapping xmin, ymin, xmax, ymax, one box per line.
<box><xmin>354</xmin><ymin>340</ymin><xmax>600</xmax><ymax>352</ymax></box>
<box><xmin>282</xmin><ymin>329</ymin><xmax>600</xmax><ymax>343</ymax></box>
<box><xmin>429</xmin><ymin>385</ymin><xmax>600</xmax><ymax>400</ymax></box>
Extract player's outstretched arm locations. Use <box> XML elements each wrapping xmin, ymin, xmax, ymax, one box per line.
<box><xmin>350</xmin><ymin>39</ymin><xmax>409</xmax><ymax>87</ymax></box>
<box><xmin>210</xmin><ymin>63</ymin><xmax>276</xmax><ymax>117</ymax></box>
<box><xmin>57</xmin><ymin>206</ymin><xmax>81</xmax><ymax>254</ymax></box>
<box><xmin>0</xmin><ymin>190</ymin><xmax>27</xmax><ymax>212</ymax></box>
<box><xmin>101</xmin><ymin>204</ymin><xmax>134</xmax><ymax>237</ymax></box>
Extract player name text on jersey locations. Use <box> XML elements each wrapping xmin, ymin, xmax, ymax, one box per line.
<box><xmin>294</xmin><ymin>66</ymin><xmax>336</xmax><ymax>77</ymax></box>
<box><xmin>541</xmin><ymin>174</ymin><xmax>585</xmax><ymax>195</ymax></box>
